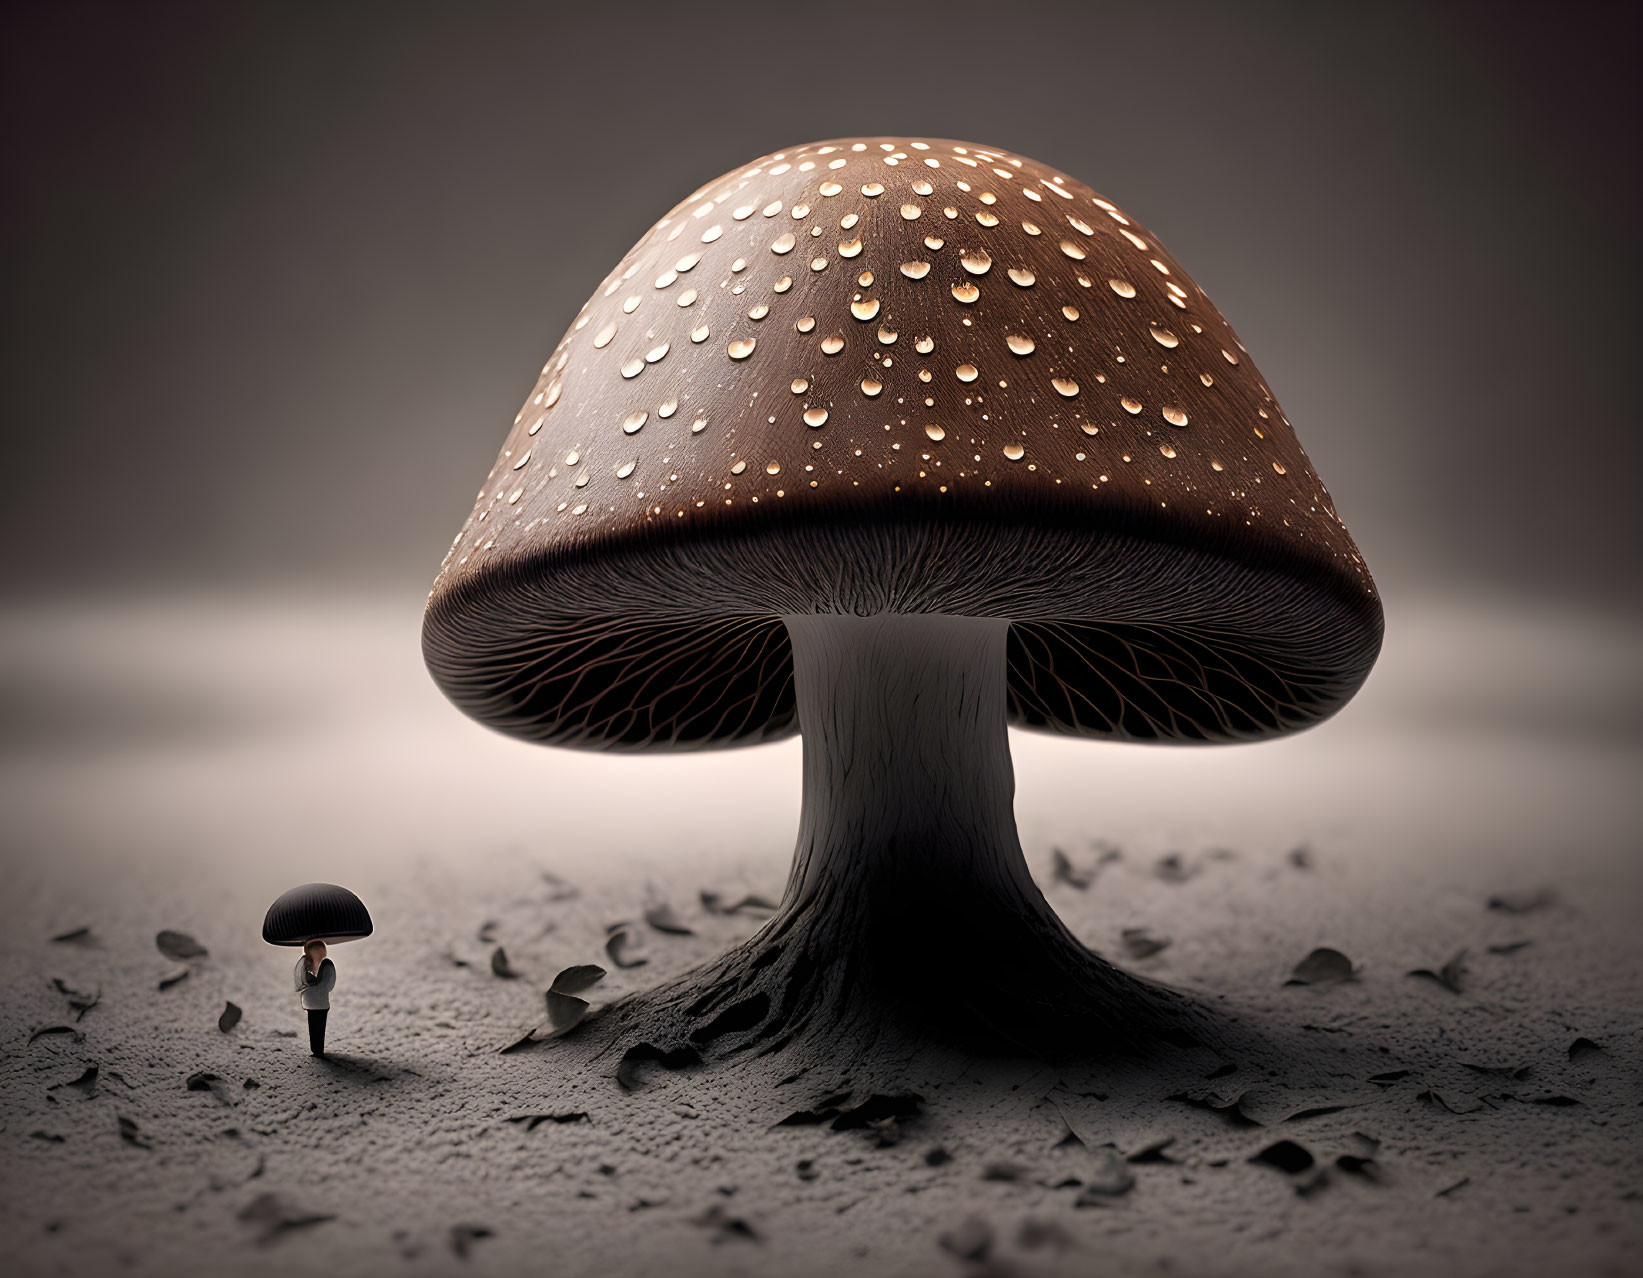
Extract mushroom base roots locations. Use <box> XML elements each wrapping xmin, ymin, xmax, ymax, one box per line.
<box><xmin>585</xmin><ymin>613</ymin><xmax>1204</xmax><ymax>1077</ymax></box>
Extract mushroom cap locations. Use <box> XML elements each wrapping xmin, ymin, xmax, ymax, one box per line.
<box><xmin>262</xmin><ymin>883</ymin><xmax>373</xmax><ymax>947</ymax></box>
<box><xmin>425</xmin><ymin>137</ymin><xmax>1381</xmax><ymax>749</ymax></box>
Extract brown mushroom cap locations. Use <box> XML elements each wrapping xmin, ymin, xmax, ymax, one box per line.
<box><xmin>424</xmin><ymin>137</ymin><xmax>1381</xmax><ymax>749</ymax></box>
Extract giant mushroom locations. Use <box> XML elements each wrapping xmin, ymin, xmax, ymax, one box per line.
<box><xmin>424</xmin><ymin>138</ymin><xmax>1381</xmax><ymax>1060</ymax></box>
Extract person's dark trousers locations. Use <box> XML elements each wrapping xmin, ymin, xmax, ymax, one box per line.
<box><xmin>307</xmin><ymin>1008</ymin><xmax>327</xmax><ymax>1056</ymax></box>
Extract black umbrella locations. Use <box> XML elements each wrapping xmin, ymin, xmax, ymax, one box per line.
<box><xmin>262</xmin><ymin>883</ymin><xmax>373</xmax><ymax>947</ymax></box>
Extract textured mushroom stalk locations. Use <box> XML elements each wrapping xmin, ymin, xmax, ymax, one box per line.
<box><xmin>591</xmin><ymin>613</ymin><xmax>1201</xmax><ymax>1066</ymax></box>
<box><xmin>785</xmin><ymin>612</ymin><xmax>1027</xmax><ymax>920</ymax></box>
<box><xmin>772</xmin><ymin>611</ymin><xmax>1193</xmax><ymax>1051</ymax></box>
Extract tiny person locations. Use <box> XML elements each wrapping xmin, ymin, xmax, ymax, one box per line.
<box><xmin>295</xmin><ymin>938</ymin><xmax>335</xmax><ymax>1056</ymax></box>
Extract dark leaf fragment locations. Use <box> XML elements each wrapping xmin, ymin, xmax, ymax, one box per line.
<box><xmin>643</xmin><ymin>902</ymin><xmax>694</xmax><ymax>936</ymax></box>
<box><xmin>28</xmin><ymin>1025</ymin><xmax>83</xmax><ymax>1045</ymax></box>
<box><xmin>604</xmin><ymin>925</ymin><xmax>648</xmax><ymax>969</ymax></box>
<box><xmin>1250</xmin><ymin>1140</ymin><xmax>1314</xmax><ymax>1174</ymax></box>
<box><xmin>692</xmin><ymin>1204</ymin><xmax>758</xmax><ymax>1243</ymax></box>
<box><xmin>1461</xmin><ymin>1062</ymin><xmax>1531</xmax><ymax>1080</ymax></box>
<box><xmin>158</xmin><ymin>969</ymin><xmax>190</xmax><ymax>990</ymax></box>
<box><xmin>489</xmin><ymin>947</ymin><xmax>519</xmax><ymax>979</ymax></box>
<box><xmin>700</xmin><ymin>890</ymin><xmax>779</xmax><ymax>915</ymax></box>
<box><xmin>186</xmin><ymin>1072</ymin><xmax>234</xmax><ymax>1105</ymax></box>
<box><xmin>1435</xmin><ymin>1177</ymin><xmax>1469</xmax><ymax>1197</ymax></box>
<box><xmin>449</xmin><ymin>1225</ymin><xmax>492</xmax><ymax>1258</ymax></box>
<box><xmin>1335</xmin><ymin>1154</ymin><xmax>1384</xmax><ymax>1182</ymax></box>
<box><xmin>1285</xmin><ymin>947</ymin><xmax>1357</xmax><ymax>985</ymax></box>
<box><xmin>237</xmin><ymin>1192</ymin><xmax>334</xmax><ymax>1244</ymax></box>
<box><xmin>218</xmin><ymin>1001</ymin><xmax>242</xmax><ymax>1033</ymax></box>
<box><xmin>30</xmin><ymin>1130</ymin><xmax>65</xmax><ymax>1143</ymax></box>
<box><xmin>51</xmin><ymin>926</ymin><xmax>94</xmax><ymax>945</ymax></box>
<box><xmin>545</xmin><ymin>989</ymin><xmax>589</xmax><ymax>1033</ymax></box>
<box><xmin>1568</xmin><ymin>1037</ymin><xmax>1603</xmax><ymax>1060</ymax></box>
<box><xmin>117</xmin><ymin>1115</ymin><xmax>152</xmax><ymax>1149</ymax></box>
<box><xmin>1126</xmin><ymin>1136</ymin><xmax>1177</xmax><ymax>1164</ymax></box>
<box><xmin>549</xmin><ymin>964</ymin><xmax>607</xmax><ymax>995</ymax></box>
<box><xmin>507</xmin><ymin>1112</ymin><xmax>589</xmax><ymax>1132</ymax></box>
<box><xmin>1486</xmin><ymin>940</ymin><xmax>1532</xmax><ymax>955</ymax></box>
<box><xmin>615</xmin><ymin>1041</ymin><xmax>703</xmax><ymax>1091</ymax></box>
<box><xmin>1487</xmin><ymin>889</ymin><xmax>1555</xmax><ymax>915</ymax></box>
<box><xmin>156</xmin><ymin>930</ymin><xmax>208</xmax><ymax>961</ymax></box>
<box><xmin>1121</xmin><ymin>927</ymin><xmax>1172</xmax><ymax>959</ymax></box>
<box><xmin>476</xmin><ymin>920</ymin><xmax>498</xmax><ymax>944</ymax></box>
<box><xmin>925</xmin><ymin>1146</ymin><xmax>952</xmax><ymax>1167</ymax></box>
<box><xmin>1408</xmin><ymin>950</ymin><xmax>1467</xmax><ymax>994</ymax></box>
<box><xmin>1051</xmin><ymin>848</ymin><xmax>1091</xmax><ymax>889</ymax></box>
<box><xmin>48</xmin><ymin>1066</ymin><xmax>98</xmax><ymax>1097</ymax></box>
<box><xmin>51</xmin><ymin>978</ymin><xmax>100</xmax><ymax>1019</ymax></box>
<box><xmin>1367</xmin><ymin>1069</ymin><xmax>1411</xmax><ymax>1086</ymax></box>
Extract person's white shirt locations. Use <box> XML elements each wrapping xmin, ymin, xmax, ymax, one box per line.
<box><xmin>294</xmin><ymin>955</ymin><xmax>335</xmax><ymax>1010</ymax></box>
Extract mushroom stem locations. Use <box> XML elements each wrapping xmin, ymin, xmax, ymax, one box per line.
<box><xmin>766</xmin><ymin>612</ymin><xmax>1190</xmax><ymax>1053</ymax></box>
<box><xmin>784</xmin><ymin>611</ymin><xmax>1027</xmax><ymax>913</ymax></box>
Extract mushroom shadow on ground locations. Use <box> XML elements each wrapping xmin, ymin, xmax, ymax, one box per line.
<box><xmin>421</xmin><ymin>137</ymin><xmax>1382</xmax><ymax>1081</ymax></box>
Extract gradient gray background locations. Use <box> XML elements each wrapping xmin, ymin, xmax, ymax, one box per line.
<box><xmin>3</xmin><ymin>0</ymin><xmax>1638</xmax><ymax>614</ymax></box>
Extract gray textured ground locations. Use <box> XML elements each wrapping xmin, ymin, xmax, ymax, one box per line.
<box><xmin>2</xmin><ymin>591</ymin><xmax>1639</xmax><ymax>1277</ymax></box>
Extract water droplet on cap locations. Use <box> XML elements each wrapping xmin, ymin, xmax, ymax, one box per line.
<box><xmin>925</xmin><ymin>424</ymin><xmax>946</xmax><ymax>441</ymax></box>
<box><xmin>728</xmin><ymin>339</ymin><xmax>757</xmax><ymax>360</ymax></box>
<box><xmin>951</xmin><ymin>282</ymin><xmax>980</xmax><ymax>303</ymax></box>
<box><xmin>803</xmin><ymin>407</ymin><xmax>828</xmax><ymax>427</ymax></box>
<box><xmin>1052</xmin><ymin>377</ymin><xmax>1079</xmax><ymax>397</ymax></box>
<box><xmin>960</xmin><ymin>249</ymin><xmax>992</xmax><ymax>275</ymax></box>
<box><xmin>622</xmin><ymin>410</ymin><xmax>648</xmax><ymax>434</ymax></box>
<box><xmin>851</xmin><ymin>298</ymin><xmax>881</xmax><ymax>321</ymax></box>
<box><xmin>1006</xmin><ymin>334</ymin><xmax>1035</xmax><ymax>356</ymax></box>
<box><xmin>1003</xmin><ymin>443</ymin><xmax>1025</xmax><ymax>461</ymax></box>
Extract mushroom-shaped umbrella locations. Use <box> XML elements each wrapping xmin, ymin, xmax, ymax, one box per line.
<box><xmin>262</xmin><ymin>883</ymin><xmax>373</xmax><ymax>947</ymax></box>
<box><xmin>423</xmin><ymin>137</ymin><xmax>1382</xmax><ymax>1056</ymax></box>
